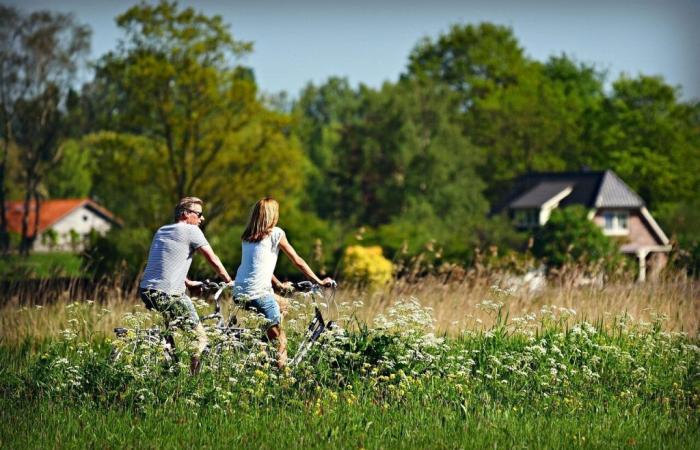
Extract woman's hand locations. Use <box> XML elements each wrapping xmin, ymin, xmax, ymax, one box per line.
<box><xmin>319</xmin><ymin>277</ymin><xmax>336</xmax><ymax>288</ymax></box>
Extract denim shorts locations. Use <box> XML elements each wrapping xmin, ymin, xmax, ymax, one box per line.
<box><xmin>244</xmin><ymin>294</ymin><xmax>281</xmax><ymax>327</ymax></box>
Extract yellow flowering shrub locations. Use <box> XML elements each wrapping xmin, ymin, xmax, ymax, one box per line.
<box><xmin>341</xmin><ymin>245</ymin><xmax>393</xmax><ymax>288</ymax></box>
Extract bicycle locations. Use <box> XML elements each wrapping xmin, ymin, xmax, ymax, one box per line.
<box><xmin>111</xmin><ymin>280</ymin><xmax>338</xmax><ymax>371</ymax></box>
<box><xmin>197</xmin><ymin>279</ymin><xmax>338</xmax><ymax>369</ymax></box>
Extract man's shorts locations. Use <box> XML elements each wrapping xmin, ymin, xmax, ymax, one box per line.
<box><xmin>242</xmin><ymin>294</ymin><xmax>282</xmax><ymax>327</ymax></box>
<box><xmin>139</xmin><ymin>288</ymin><xmax>200</xmax><ymax>328</ymax></box>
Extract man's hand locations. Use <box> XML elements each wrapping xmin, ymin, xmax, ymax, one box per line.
<box><xmin>186</xmin><ymin>279</ymin><xmax>204</xmax><ymax>297</ymax></box>
<box><xmin>274</xmin><ymin>280</ymin><xmax>294</xmax><ymax>294</ymax></box>
<box><xmin>185</xmin><ymin>280</ymin><xmax>203</xmax><ymax>289</ymax></box>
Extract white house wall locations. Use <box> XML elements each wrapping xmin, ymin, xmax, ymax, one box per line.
<box><xmin>34</xmin><ymin>206</ymin><xmax>113</xmax><ymax>252</ymax></box>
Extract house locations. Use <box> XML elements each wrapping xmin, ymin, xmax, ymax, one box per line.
<box><xmin>5</xmin><ymin>198</ymin><xmax>122</xmax><ymax>252</ymax></box>
<box><xmin>493</xmin><ymin>170</ymin><xmax>671</xmax><ymax>281</ymax></box>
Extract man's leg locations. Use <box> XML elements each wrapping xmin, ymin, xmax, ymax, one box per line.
<box><xmin>167</xmin><ymin>294</ymin><xmax>208</xmax><ymax>375</ymax></box>
<box><xmin>174</xmin><ymin>294</ymin><xmax>208</xmax><ymax>354</ymax></box>
<box><xmin>145</xmin><ymin>290</ymin><xmax>180</xmax><ymax>360</ymax></box>
<box><xmin>184</xmin><ymin>295</ymin><xmax>208</xmax><ymax>375</ymax></box>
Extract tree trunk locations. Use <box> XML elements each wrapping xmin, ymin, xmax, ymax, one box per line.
<box><xmin>0</xmin><ymin>126</ymin><xmax>10</xmax><ymax>254</ymax></box>
<box><xmin>19</xmin><ymin>170</ymin><xmax>38</xmax><ymax>256</ymax></box>
<box><xmin>0</xmin><ymin>153</ymin><xmax>8</xmax><ymax>254</ymax></box>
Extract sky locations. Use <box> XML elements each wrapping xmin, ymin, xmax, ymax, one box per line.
<box><xmin>5</xmin><ymin>0</ymin><xmax>700</xmax><ymax>101</ymax></box>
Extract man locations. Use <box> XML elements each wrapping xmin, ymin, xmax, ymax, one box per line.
<box><xmin>139</xmin><ymin>197</ymin><xmax>233</xmax><ymax>375</ymax></box>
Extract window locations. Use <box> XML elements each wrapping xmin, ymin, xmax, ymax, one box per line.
<box><xmin>82</xmin><ymin>215</ymin><xmax>89</xmax><ymax>222</ymax></box>
<box><xmin>514</xmin><ymin>209</ymin><xmax>539</xmax><ymax>228</ymax></box>
<box><xmin>602</xmin><ymin>211</ymin><xmax>629</xmax><ymax>234</ymax></box>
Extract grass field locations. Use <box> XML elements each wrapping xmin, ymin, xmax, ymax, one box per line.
<box><xmin>2</xmin><ymin>394</ymin><xmax>697</xmax><ymax>449</ymax></box>
<box><xmin>1</xmin><ymin>279</ymin><xmax>698</xmax><ymax>449</ymax></box>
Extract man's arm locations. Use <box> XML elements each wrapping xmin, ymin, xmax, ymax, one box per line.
<box><xmin>197</xmin><ymin>245</ymin><xmax>233</xmax><ymax>283</ymax></box>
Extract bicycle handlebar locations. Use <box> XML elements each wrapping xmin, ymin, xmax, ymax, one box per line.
<box><xmin>295</xmin><ymin>280</ymin><xmax>337</xmax><ymax>290</ymax></box>
<box><xmin>197</xmin><ymin>278</ymin><xmax>336</xmax><ymax>302</ymax></box>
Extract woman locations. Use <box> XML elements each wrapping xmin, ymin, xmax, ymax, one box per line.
<box><xmin>234</xmin><ymin>197</ymin><xmax>334</xmax><ymax>368</ymax></box>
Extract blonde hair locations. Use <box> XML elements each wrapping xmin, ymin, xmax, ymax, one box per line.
<box><xmin>174</xmin><ymin>197</ymin><xmax>203</xmax><ymax>221</ymax></box>
<box><xmin>242</xmin><ymin>197</ymin><xmax>279</xmax><ymax>242</ymax></box>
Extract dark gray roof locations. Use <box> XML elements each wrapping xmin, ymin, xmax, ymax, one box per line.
<box><xmin>594</xmin><ymin>170</ymin><xmax>645</xmax><ymax>208</ymax></box>
<box><xmin>493</xmin><ymin>170</ymin><xmax>645</xmax><ymax>213</ymax></box>
<box><xmin>510</xmin><ymin>182</ymin><xmax>572</xmax><ymax>208</ymax></box>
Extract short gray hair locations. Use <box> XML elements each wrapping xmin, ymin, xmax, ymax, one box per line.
<box><xmin>174</xmin><ymin>197</ymin><xmax>203</xmax><ymax>221</ymax></box>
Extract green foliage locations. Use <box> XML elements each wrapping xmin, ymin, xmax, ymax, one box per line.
<box><xmin>532</xmin><ymin>206</ymin><xmax>621</xmax><ymax>271</ymax></box>
<box><xmin>293</xmin><ymin>77</ymin><xmax>488</xmax><ymax>269</ymax></box>
<box><xmin>91</xmin><ymin>1</ymin><xmax>306</xmax><ymax>231</ymax></box>
<box><xmin>341</xmin><ymin>245</ymin><xmax>393</xmax><ymax>288</ymax></box>
<box><xmin>82</xmin><ymin>227</ymin><xmax>153</xmax><ymax>280</ymax></box>
<box><xmin>296</xmin><ymin>78</ymin><xmax>486</xmax><ymax>229</ymax></box>
<box><xmin>666</xmin><ymin>198</ymin><xmax>700</xmax><ymax>277</ymax></box>
<box><xmin>44</xmin><ymin>139</ymin><xmax>93</xmax><ymax>198</ymax></box>
<box><xmin>406</xmin><ymin>25</ymin><xmax>613</xmax><ymax>202</ymax></box>
<box><xmin>407</xmin><ymin>23</ymin><xmax>527</xmax><ymax>100</ymax></box>
<box><xmin>593</xmin><ymin>76</ymin><xmax>700</xmax><ymax>213</ymax></box>
<box><xmin>81</xmin><ymin>132</ymin><xmax>175</xmax><ymax>227</ymax></box>
<box><xmin>40</xmin><ymin>228</ymin><xmax>58</xmax><ymax>251</ymax></box>
<box><xmin>274</xmin><ymin>208</ymin><xmax>342</xmax><ymax>279</ymax></box>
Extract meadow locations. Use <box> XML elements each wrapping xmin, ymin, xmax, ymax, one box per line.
<box><xmin>1</xmin><ymin>276</ymin><xmax>699</xmax><ymax>449</ymax></box>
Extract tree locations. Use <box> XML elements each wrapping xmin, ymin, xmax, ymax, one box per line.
<box><xmin>592</xmin><ymin>75</ymin><xmax>700</xmax><ymax>214</ymax></box>
<box><xmin>93</xmin><ymin>1</ymin><xmax>305</xmax><ymax>230</ymax></box>
<box><xmin>293</xmin><ymin>77</ymin><xmax>364</xmax><ymax>220</ymax></box>
<box><xmin>0</xmin><ymin>6</ymin><xmax>90</xmax><ymax>254</ymax></box>
<box><xmin>406</xmin><ymin>25</ymin><xmax>611</xmax><ymax>203</ymax></box>
<box><xmin>294</xmin><ymin>77</ymin><xmax>488</xmax><ymax>264</ymax></box>
<box><xmin>0</xmin><ymin>6</ymin><xmax>19</xmax><ymax>253</ymax></box>
<box><xmin>44</xmin><ymin>139</ymin><xmax>93</xmax><ymax>198</ymax></box>
<box><xmin>406</xmin><ymin>23</ymin><xmax>527</xmax><ymax>102</ymax></box>
<box><xmin>404</xmin><ymin>23</ymin><xmax>530</xmax><ymax>202</ymax></box>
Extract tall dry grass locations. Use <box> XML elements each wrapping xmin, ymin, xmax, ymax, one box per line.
<box><xmin>2</xmin><ymin>271</ymin><xmax>698</xmax><ymax>344</ymax></box>
<box><xmin>347</xmin><ymin>273</ymin><xmax>700</xmax><ymax>335</ymax></box>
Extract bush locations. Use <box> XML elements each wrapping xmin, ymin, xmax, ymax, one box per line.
<box><xmin>0</xmin><ymin>252</ymin><xmax>83</xmax><ymax>279</ymax></box>
<box><xmin>82</xmin><ymin>227</ymin><xmax>153</xmax><ymax>281</ymax></box>
<box><xmin>532</xmin><ymin>206</ymin><xmax>623</xmax><ymax>274</ymax></box>
<box><xmin>341</xmin><ymin>245</ymin><xmax>393</xmax><ymax>288</ymax></box>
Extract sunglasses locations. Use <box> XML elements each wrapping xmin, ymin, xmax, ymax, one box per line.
<box><xmin>186</xmin><ymin>209</ymin><xmax>204</xmax><ymax>218</ymax></box>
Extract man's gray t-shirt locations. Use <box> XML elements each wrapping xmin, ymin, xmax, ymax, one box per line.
<box><xmin>140</xmin><ymin>223</ymin><xmax>209</xmax><ymax>295</ymax></box>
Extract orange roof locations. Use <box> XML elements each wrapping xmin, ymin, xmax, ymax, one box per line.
<box><xmin>4</xmin><ymin>198</ymin><xmax>121</xmax><ymax>236</ymax></box>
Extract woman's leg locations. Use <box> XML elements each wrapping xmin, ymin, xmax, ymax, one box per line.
<box><xmin>247</xmin><ymin>294</ymin><xmax>286</xmax><ymax>368</ymax></box>
<box><xmin>274</xmin><ymin>294</ymin><xmax>289</xmax><ymax>319</ymax></box>
<box><xmin>267</xmin><ymin>324</ymin><xmax>287</xmax><ymax>368</ymax></box>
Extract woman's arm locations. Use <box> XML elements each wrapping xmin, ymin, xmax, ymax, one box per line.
<box><xmin>279</xmin><ymin>236</ymin><xmax>333</xmax><ymax>286</ymax></box>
